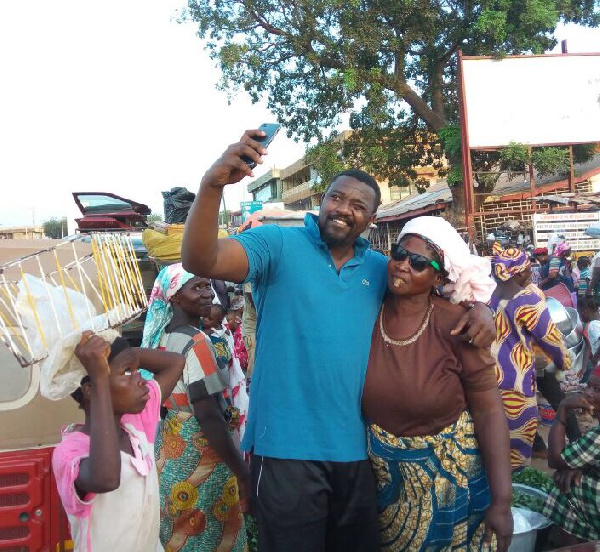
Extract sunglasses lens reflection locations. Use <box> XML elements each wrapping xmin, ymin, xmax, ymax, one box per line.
<box><xmin>391</xmin><ymin>245</ymin><xmax>429</xmax><ymax>272</ymax></box>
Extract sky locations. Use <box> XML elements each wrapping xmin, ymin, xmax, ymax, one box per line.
<box><xmin>0</xmin><ymin>1</ymin><xmax>599</xmax><ymax>230</ymax></box>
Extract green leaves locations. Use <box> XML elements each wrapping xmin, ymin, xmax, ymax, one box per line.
<box><xmin>531</xmin><ymin>147</ymin><xmax>571</xmax><ymax>178</ymax></box>
<box><xmin>305</xmin><ymin>138</ymin><xmax>347</xmax><ymax>192</ymax></box>
<box><xmin>474</xmin><ymin>9</ymin><xmax>508</xmax><ymax>42</ymax></box>
<box><xmin>184</xmin><ymin>0</ymin><xmax>599</xmax><ymax>203</ymax></box>
<box><xmin>496</xmin><ymin>142</ymin><xmax>596</xmax><ymax>179</ymax></box>
<box><xmin>499</xmin><ymin>141</ymin><xmax>529</xmax><ymax>172</ymax></box>
<box><xmin>438</xmin><ymin>125</ymin><xmax>461</xmax><ymax>159</ymax></box>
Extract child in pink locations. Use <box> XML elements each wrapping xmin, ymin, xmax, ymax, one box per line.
<box><xmin>52</xmin><ymin>332</ymin><xmax>184</xmax><ymax>551</ymax></box>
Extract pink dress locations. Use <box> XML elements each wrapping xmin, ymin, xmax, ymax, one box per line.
<box><xmin>52</xmin><ymin>380</ymin><xmax>163</xmax><ymax>552</ymax></box>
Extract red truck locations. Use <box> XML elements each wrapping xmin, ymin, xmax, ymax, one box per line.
<box><xmin>0</xmin><ymin>239</ymin><xmax>89</xmax><ymax>551</ymax></box>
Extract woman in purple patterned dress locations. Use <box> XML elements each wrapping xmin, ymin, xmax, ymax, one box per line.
<box><xmin>490</xmin><ymin>245</ymin><xmax>571</xmax><ymax>468</ymax></box>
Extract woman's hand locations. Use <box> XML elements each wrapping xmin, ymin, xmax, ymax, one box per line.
<box><xmin>75</xmin><ymin>331</ymin><xmax>110</xmax><ymax>379</ymax></box>
<box><xmin>238</xmin><ymin>469</ymin><xmax>253</xmax><ymax>515</ymax></box>
<box><xmin>484</xmin><ymin>503</ymin><xmax>513</xmax><ymax>552</ymax></box>
<box><xmin>559</xmin><ymin>394</ymin><xmax>593</xmax><ymax>415</ymax></box>
<box><xmin>451</xmin><ymin>302</ymin><xmax>495</xmax><ymax>348</ymax></box>
<box><xmin>553</xmin><ymin>468</ymin><xmax>582</xmax><ymax>494</ymax></box>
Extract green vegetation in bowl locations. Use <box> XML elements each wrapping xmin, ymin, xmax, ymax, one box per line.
<box><xmin>511</xmin><ymin>489</ymin><xmax>546</xmax><ymax>513</ymax></box>
<box><xmin>512</xmin><ymin>467</ymin><xmax>554</xmax><ymax>493</ymax></box>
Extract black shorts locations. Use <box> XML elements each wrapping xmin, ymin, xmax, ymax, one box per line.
<box><xmin>250</xmin><ymin>455</ymin><xmax>380</xmax><ymax>552</ymax></box>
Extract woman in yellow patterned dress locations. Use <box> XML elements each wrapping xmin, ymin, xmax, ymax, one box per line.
<box><xmin>362</xmin><ymin>217</ymin><xmax>513</xmax><ymax>551</ymax></box>
<box><xmin>142</xmin><ymin>264</ymin><xmax>248</xmax><ymax>551</ymax></box>
<box><xmin>490</xmin><ymin>246</ymin><xmax>570</xmax><ymax>469</ymax></box>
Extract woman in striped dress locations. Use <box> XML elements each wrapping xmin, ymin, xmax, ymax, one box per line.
<box><xmin>142</xmin><ymin>264</ymin><xmax>248</xmax><ymax>551</ymax></box>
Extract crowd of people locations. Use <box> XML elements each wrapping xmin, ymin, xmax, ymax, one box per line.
<box><xmin>50</xmin><ymin>129</ymin><xmax>600</xmax><ymax>551</ymax></box>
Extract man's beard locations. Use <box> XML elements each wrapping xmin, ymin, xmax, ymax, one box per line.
<box><xmin>319</xmin><ymin>218</ymin><xmax>354</xmax><ymax>247</ymax></box>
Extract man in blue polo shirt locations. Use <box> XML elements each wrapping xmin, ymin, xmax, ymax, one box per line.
<box><xmin>182</xmin><ymin>129</ymin><xmax>494</xmax><ymax>552</ymax></box>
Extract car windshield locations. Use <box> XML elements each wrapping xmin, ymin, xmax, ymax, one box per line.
<box><xmin>77</xmin><ymin>194</ymin><xmax>134</xmax><ymax>214</ymax></box>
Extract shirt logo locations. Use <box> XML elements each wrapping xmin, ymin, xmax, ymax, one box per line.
<box><xmin>362</xmin><ymin>279</ymin><xmax>370</xmax><ymax>286</ymax></box>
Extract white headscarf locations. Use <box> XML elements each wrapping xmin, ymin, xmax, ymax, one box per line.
<box><xmin>399</xmin><ymin>216</ymin><xmax>496</xmax><ymax>304</ymax></box>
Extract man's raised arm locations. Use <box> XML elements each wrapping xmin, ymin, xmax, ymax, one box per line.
<box><xmin>182</xmin><ymin>130</ymin><xmax>267</xmax><ymax>283</ymax></box>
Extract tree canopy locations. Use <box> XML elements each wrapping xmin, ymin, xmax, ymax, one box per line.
<box><xmin>43</xmin><ymin>217</ymin><xmax>68</xmax><ymax>239</ymax></box>
<box><xmin>186</xmin><ymin>0</ymin><xmax>600</xmax><ymax>199</ymax></box>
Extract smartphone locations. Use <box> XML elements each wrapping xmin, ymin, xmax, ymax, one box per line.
<box><xmin>242</xmin><ymin>123</ymin><xmax>282</xmax><ymax>169</ymax></box>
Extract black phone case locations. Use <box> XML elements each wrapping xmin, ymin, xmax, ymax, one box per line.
<box><xmin>242</xmin><ymin>124</ymin><xmax>281</xmax><ymax>168</ymax></box>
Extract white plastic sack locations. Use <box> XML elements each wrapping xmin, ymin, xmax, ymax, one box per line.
<box><xmin>15</xmin><ymin>274</ymin><xmax>122</xmax><ymax>400</ymax></box>
<box><xmin>511</xmin><ymin>507</ymin><xmax>550</xmax><ymax>535</ymax></box>
<box><xmin>16</xmin><ymin>274</ymin><xmax>101</xmax><ymax>360</ymax></box>
<box><xmin>40</xmin><ymin>325</ymin><xmax>120</xmax><ymax>401</ymax></box>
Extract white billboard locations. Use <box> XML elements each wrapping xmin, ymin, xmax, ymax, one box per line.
<box><xmin>533</xmin><ymin>211</ymin><xmax>600</xmax><ymax>251</ymax></box>
<box><xmin>462</xmin><ymin>54</ymin><xmax>600</xmax><ymax>148</ymax></box>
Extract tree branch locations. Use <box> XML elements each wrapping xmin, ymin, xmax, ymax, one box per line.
<box><xmin>246</xmin><ymin>8</ymin><xmax>286</xmax><ymax>36</ymax></box>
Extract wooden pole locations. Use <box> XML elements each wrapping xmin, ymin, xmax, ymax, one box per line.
<box><xmin>457</xmin><ymin>50</ymin><xmax>475</xmax><ymax>241</ymax></box>
<box><xmin>569</xmin><ymin>145</ymin><xmax>575</xmax><ymax>193</ymax></box>
<box><xmin>529</xmin><ymin>147</ymin><xmax>537</xmax><ymax>212</ymax></box>
<box><xmin>220</xmin><ymin>194</ymin><xmax>229</xmax><ymax>229</ymax></box>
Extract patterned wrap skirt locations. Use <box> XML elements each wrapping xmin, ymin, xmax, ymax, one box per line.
<box><xmin>367</xmin><ymin>410</ymin><xmax>493</xmax><ymax>551</ymax></box>
<box><xmin>155</xmin><ymin>410</ymin><xmax>246</xmax><ymax>552</ymax></box>
<box><xmin>499</xmin><ymin>390</ymin><xmax>538</xmax><ymax>469</ymax></box>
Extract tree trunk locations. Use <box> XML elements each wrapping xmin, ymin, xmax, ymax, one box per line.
<box><xmin>446</xmin><ymin>184</ymin><xmax>465</xmax><ymax>228</ymax></box>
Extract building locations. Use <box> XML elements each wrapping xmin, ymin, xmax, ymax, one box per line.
<box><xmin>246</xmin><ymin>130</ymin><xmax>444</xmax><ymax>211</ymax></box>
<box><xmin>370</xmin><ymin>154</ymin><xmax>600</xmax><ymax>252</ymax></box>
<box><xmin>0</xmin><ymin>226</ymin><xmax>44</xmax><ymax>240</ymax></box>
<box><xmin>247</xmin><ymin>169</ymin><xmax>283</xmax><ymax>203</ymax></box>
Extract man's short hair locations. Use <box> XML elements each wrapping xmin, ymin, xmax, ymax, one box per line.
<box><xmin>328</xmin><ymin>169</ymin><xmax>381</xmax><ymax>213</ymax></box>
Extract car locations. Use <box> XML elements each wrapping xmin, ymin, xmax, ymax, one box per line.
<box><xmin>72</xmin><ymin>192</ymin><xmax>159</xmax><ymax>345</ymax></box>
<box><xmin>72</xmin><ymin>191</ymin><xmax>151</xmax><ymax>232</ymax></box>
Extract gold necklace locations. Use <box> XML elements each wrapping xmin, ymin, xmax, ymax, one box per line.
<box><xmin>379</xmin><ymin>301</ymin><xmax>434</xmax><ymax>346</ymax></box>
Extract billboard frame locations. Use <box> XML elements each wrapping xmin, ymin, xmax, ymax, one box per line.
<box><xmin>457</xmin><ymin>46</ymin><xmax>600</xmax><ymax>239</ymax></box>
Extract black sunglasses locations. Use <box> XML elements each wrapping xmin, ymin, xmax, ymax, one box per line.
<box><xmin>390</xmin><ymin>243</ymin><xmax>441</xmax><ymax>272</ymax></box>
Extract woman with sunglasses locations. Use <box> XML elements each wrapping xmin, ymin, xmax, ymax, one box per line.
<box><xmin>362</xmin><ymin>216</ymin><xmax>513</xmax><ymax>552</ymax></box>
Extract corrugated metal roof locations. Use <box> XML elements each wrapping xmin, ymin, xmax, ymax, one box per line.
<box><xmin>537</xmin><ymin>192</ymin><xmax>600</xmax><ymax>207</ymax></box>
<box><xmin>376</xmin><ymin>182</ymin><xmax>451</xmax><ymax>220</ymax></box>
<box><xmin>376</xmin><ymin>154</ymin><xmax>600</xmax><ymax>222</ymax></box>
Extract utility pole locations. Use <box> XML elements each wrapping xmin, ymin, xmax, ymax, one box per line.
<box><xmin>221</xmin><ymin>194</ymin><xmax>229</xmax><ymax>228</ymax></box>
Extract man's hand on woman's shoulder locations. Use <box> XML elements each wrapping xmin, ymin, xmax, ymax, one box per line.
<box><xmin>450</xmin><ymin>302</ymin><xmax>495</xmax><ymax>348</ymax></box>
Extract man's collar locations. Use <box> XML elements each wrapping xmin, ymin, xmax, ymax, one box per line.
<box><xmin>304</xmin><ymin>213</ymin><xmax>370</xmax><ymax>256</ymax></box>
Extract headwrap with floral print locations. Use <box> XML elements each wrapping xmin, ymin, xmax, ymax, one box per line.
<box><xmin>491</xmin><ymin>243</ymin><xmax>530</xmax><ymax>282</ymax></box>
<box><xmin>553</xmin><ymin>242</ymin><xmax>572</xmax><ymax>258</ymax></box>
<box><xmin>141</xmin><ymin>263</ymin><xmax>194</xmax><ymax>348</ymax></box>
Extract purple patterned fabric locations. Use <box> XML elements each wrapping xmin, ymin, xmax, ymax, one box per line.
<box><xmin>490</xmin><ymin>284</ymin><xmax>570</xmax><ymax>397</ymax></box>
<box><xmin>490</xmin><ymin>283</ymin><xmax>571</xmax><ymax>467</ymax></box>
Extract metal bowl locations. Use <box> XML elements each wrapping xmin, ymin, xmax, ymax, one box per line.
<box><xmin>563</xmin><ymin>327</ymin><xmax>583</xmax><ymax>348</ymax></box>
<box><xmin>546</xmin><ymin>297</ymin><xmax>573</xmax><ymax>335</ymax></box>
<box><xmin>564</xmin><ymin>307</ymin><xmax>583</xmax><ymax>343</ymax></box>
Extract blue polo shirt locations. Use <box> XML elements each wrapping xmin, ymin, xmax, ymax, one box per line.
<box><xmin>231</xmin><ymin>214</ymin><xmax>387</xmax><ymax>461</ymax></box>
